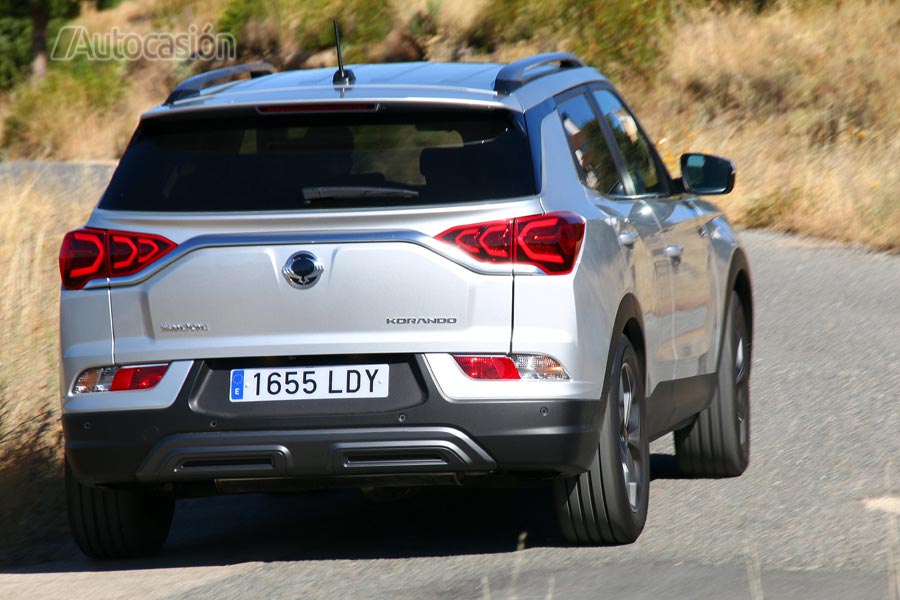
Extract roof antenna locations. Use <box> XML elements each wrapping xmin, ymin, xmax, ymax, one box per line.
<box><xmin>332</xmin><ymin>20</ymin><xmax>355</xmax><ymax>86</ymax></box>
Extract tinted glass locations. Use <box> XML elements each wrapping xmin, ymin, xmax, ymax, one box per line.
<box><xmin>99</xmin><ymin>110</ymin><xmax>535</xmax><ymax>211</ymax></box>
<box><xmin>592</xmin><ymin>90</ymin><xmax>664</xmax><ymax>195</ymax></box>
<box><xmin>681</xmin><ymin>153</ymin><xmax>734</xmax><ymax>194</ymax></box>
<box><xmin>557</xmin><ymin>94</ymin><xmax>624</xmax><ymax>195</ymax></box>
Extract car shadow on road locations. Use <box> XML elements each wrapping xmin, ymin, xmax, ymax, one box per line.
<box><xmin>6</xmin><ymin>454</ymin><xmax>685</xmax><ymax>574</ymax></box>
<box><xmin>649</xmin><ymin>452</ymin><xmax>694</xmax><ymax>481</ymax></box>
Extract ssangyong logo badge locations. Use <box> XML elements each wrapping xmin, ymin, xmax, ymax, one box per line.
<box><xmin>283</xmin><ymin>251</ymin><xmax>324</xmax><ymax>289</ymax></box>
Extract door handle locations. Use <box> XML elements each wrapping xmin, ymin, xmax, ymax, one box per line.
<box><xmin>618</xmin><ymin>231</ymin><xmax>638</xmax><ymax>248</ymax></box>
<box><xmin>665</xmin><ymin>244</ymin><xmax>684</xmax><ymax>259</ymax></box>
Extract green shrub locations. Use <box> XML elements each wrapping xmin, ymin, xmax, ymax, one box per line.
<box><xmin>215</xmin><ymin>0</ymin><xmax>396</xmax><ymax>62</ymax></box>
<box><xmin>295</xmin><ymin>0</ymin><xmax>397</xmax><ymax>63</ymax></box>
<box><xmin>0</xmin><ymin>17</ymin><xmax>30</xmax><ymax>90</ymax></box>
<box><xmin>3</xmin><ymin>57</ymin><xmax>126</xmax><ymax>156</ymax></box>
<box><xmin>468</xmin><ymin>0</ymin><xmax>666</xmax><ymax>80</ymax></box>
<box><xmin>463</xmin><ymin>0</ymin><xmax>538</xmax><ymax>51</ymax></box>
<box><xmin>408</xmin><ymin>0</ymin><xmax>440</xmax><ymax>39</ymax></box>
<box><xmin>217</xmin><ymin>0</ymin><xmax>270</xmax><ymax>47</ymax></box>
<box><xmin>540</xmin><ymin>0</ymin><xmax>666</xmax><ymax>80</ymax></box>
<box><xmin>743</xmin><ymin>189</ymin><xmax>795</xmax><ymax>230</ymax></box>
<box><xmin>0</xmin><ymin>14</ymin><xmax>89</xmax><ymax>91</ymax></box>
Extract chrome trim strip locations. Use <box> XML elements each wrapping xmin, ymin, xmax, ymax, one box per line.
<box><xmin>85</xmin><ymin>230</ymin><xmax>544</xmax><ymax>290</ymax></box>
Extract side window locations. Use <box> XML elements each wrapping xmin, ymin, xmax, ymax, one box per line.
<box><xmin>592</xmin><ymin>90</ymin><xmax>664</xmax><ymax>195</ymax></box>
<box><xmin>557</xmin><ymin>93</ymin><xmax>625</xmax><ymax>195</ymax></box>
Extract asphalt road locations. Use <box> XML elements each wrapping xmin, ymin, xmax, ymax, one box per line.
<box><xmin>2</xmin><ymin>229</ymin><xmax>899</xmax><ymax>599</ymax></box>
<box><xmin>0</xmin><ymin>160</ymin><xmax>116</xmax><ymax>190</ymax></box>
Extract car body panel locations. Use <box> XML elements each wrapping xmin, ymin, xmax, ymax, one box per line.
<box><xmin>58</xmin><ymin>288</ymin><xmax>114</xmax><ymax>398</ymax></box>
<box><xmin>647</xmin><ymin>197</ymin><xmax>718</xmax><ymax>380</ymax></box>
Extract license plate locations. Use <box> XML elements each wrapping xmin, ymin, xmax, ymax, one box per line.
<box><xmin>229</xmin><ymin>365</ymin><xmax>389</xmax><ymax>402</ymax></box>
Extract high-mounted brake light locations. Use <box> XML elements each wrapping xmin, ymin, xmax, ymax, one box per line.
<box><xmin>257</xmin><ymin>103</ymin><xmax>378</xmax><ymax>113</ymax></box>
<box><xmin>60</xmin><ymin>228</ymin><xmax>177</xmax><ymax>289</ymax></box>
<box><xmin>437</xmin><ymin>212</ymin><xmax>585</xmax><ymax>275</ymax></box>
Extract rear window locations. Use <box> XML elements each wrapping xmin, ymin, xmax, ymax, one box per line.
<box><xmin>99</xmin><ymin>109</ymin><xmax>535</xmax><ymax>211</ymax></box>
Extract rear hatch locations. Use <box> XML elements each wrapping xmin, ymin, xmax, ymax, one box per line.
<box><xmin>91</xmin><ymin>105</ymin><xmax>539</xmax><ymax>364</ymax></box>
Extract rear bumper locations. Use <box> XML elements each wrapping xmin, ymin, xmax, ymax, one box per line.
<box><xmin>63</xmin><ymin>357</ymin><xmax>603</xmax><ymax>486</ymax></box>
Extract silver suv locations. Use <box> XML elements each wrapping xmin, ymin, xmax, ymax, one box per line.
<box><xmin>59</xmin><ymin>53</ymin><xmax>753</xmax><ymax>558</ymax></box>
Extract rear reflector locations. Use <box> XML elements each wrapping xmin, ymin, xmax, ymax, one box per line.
<box><xmin>453</xmin><ymin>356</ymin><xmax>520</xmax><ymax>380</ymax></box>
<box><xmin>110</xmin><ymin>365</ymin><xmax>169</xmax><ymax>391</ymax></box>
<box><xmin>60</xmin><ymin>228</ymin><xmax>176</xmax><ymax>289</ymax></box>
<box><xmin>73</xmin><ymin>364</ymin><xmax>169</xmax><ymax>394</ymax></box>
<box><xmin>453</xmin><ymin>354</ymin><xmax>570</xmax><ymax>381</ymax></box>
<box><xmin>437</xmin><ymin>212</ymin><xmax>585</xmax><ymax>274</ymax></box>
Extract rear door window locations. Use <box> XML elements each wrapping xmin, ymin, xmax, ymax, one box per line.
<box><xmin>556</xmin><ymin>93</ymin><xmax>625</xmax><ymax>195</ymax></box>
<box><xmin>99</xmin><ymin>109</ymin><xmax>535</xmax><ymax>211</ymax></box>
<box><xmin>591</xmin><ymin>90</ymin><xmax>666</xmax><ymax>196</ymax></box>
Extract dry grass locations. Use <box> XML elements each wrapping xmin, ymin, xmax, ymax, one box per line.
<box><xmin>633</xmin><ymin>1</ymin><xmax>900</xmax><ymax>250</ymax></box>
<box><xmin>0</xmin><ymin>171</ymin><xmax>101</xmax><ymax>563</ymax></box>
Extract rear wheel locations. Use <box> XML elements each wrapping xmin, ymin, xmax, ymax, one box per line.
<box><xmin>675</xmin><ymin>290</ymin><xmax>750</xmax><ymax>477</ymax></box>
<box><xmin>66</xmin><ymin>460</ymin><xmax>175</xmax><ymax>559</ymax></box>
<box><xmin>553</xmin><ymin>335</ymin><xmax>649</xmax><ymax>545</ymax></box>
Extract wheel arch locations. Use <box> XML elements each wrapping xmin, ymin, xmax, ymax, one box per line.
<box><xmin>610</xmin><ymin>293</ymin><xmax>646</xmax><ymax>377</ymax></box>
<box><xmin>724</xmin><ymin>247</ymin><xmax>753</xmax><ymax>355</ymax></box>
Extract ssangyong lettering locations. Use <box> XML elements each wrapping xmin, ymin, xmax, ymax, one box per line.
<box><xmin>160</xmin><ymin>322</ymin><xmax>209</xmax><ymax>332</ymax></box>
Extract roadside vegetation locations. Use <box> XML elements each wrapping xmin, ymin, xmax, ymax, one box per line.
<box><xmin>0</xmin><ymin>172</ymin><xmax>99</xmax><ymax>563</ymax></box>
<box><xmin>0</xmin><ymin>0</ymin><xmax>899</xmax><ymax>563</ymax></box>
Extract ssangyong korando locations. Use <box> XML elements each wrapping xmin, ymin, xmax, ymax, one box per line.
<box><xmin>59</xmin><ymin>52</ymin><xmax>752</xmax><ymax>558</ymax></box>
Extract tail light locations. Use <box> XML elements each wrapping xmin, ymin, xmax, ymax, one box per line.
<box><xmin>453</xmin><ymin>356</ymin><xmax>521</xmax><ymax>380</ymax></box>
<box><xmin>453</xmin><ymin>354</ymin><xmax>570</xmax><ymax>380</ymax></box>
<box><xmin>60</xmin><ymin>228</ymin><xmax>177</xmax><ymax>289</ymax></box>
<box><xmin>437</xmin><ymin>212</ymin><xmax>585</xmax><ymax>275</ymax></box>
<box><xmin>73</xmin><ymin>364</ymin><xmax>169</xmax><ymax>394</ymax></box>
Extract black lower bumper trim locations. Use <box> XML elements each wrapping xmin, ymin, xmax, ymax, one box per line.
<box><xmin>136</xmin><ymin>427</ymin><xmax>497</xmax><ymax>482</ymax></box>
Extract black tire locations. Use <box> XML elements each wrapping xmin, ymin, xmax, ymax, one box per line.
<box><xmin>553</xmin><ymin>335</ymin><xmax>649</xmax><ymax>545</ymax></box>
<box><xmin>66</xmin><ymin>460</ymin><xmax>175</xmax><ymax>559</ymax></box>
<box><xmin>675</xmin><ymin>290</ymin><xmax>751</xmax><ymax>477</ymax></box>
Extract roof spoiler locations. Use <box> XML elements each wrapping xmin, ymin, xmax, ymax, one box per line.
<box><xmin>164</xmin><ymin>62</ymin><xmax>277</xmax><ymax>105</ymax></box>
<box><xmin>494</xmin><ymin>53</ymin><xmax>586</xmax><ymax>94</ymax></box>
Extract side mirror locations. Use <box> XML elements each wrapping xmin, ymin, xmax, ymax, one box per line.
<box><xmin>680</xmin><ymin>153</ymin><xmax>735</xmax><ymax>195</ymax></box>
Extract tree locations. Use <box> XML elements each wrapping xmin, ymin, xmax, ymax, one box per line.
<box><xmin>0</xmin><ymin>0</ymin><xmax>80</xmax><ymax>80</ymax></box>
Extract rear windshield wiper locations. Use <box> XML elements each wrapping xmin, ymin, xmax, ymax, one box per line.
<box><xmin>301</xmin><ymin>186</ymin><xmax>420</xmax><ymax>202</ymax></box>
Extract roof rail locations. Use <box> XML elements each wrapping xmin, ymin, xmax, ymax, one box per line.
<box><xmin>164</xmin><ymin>62</ymin><xmax>277</xmax><ymax>105</ymax></box>
<box><xmin>494</xmin><ymin>53</ymin><xmax>586</xmax><ymax>94</ymax></box>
